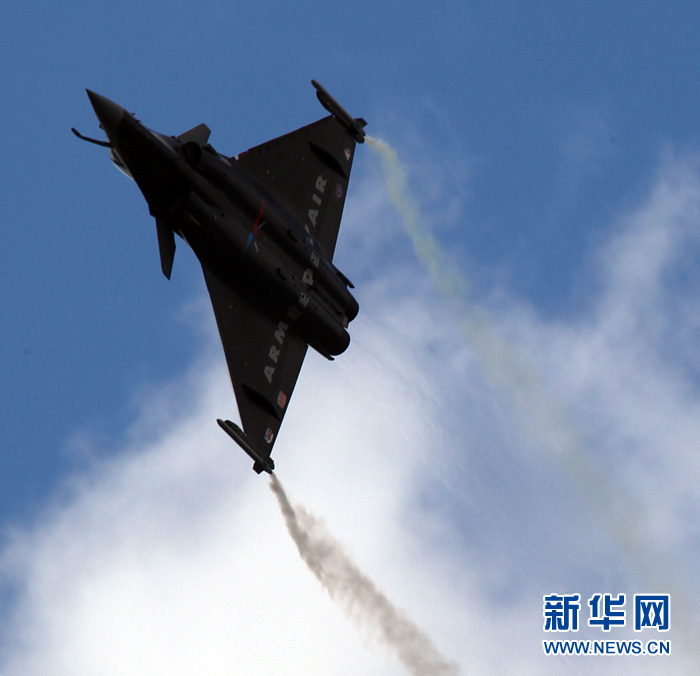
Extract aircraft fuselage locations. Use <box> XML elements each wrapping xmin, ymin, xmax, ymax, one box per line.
<box><xmin>99</xmin><ymin>96</ymin><xmax>357</xmax><ymax>359</ymax></box>
<box><xmin>78</xmin><ymin>85</ymin><xmax>366</xmax><ymax>472</ymax></box>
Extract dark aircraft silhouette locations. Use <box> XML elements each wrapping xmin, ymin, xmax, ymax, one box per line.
<box><xmin>74</xmin><ymin>82</ymin><xmax>366</xmax><ymax>474</ymax></box>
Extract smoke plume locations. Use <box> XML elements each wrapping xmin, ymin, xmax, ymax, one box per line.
<box><xmin>366</xmin><ymin>136</ymin><xmax>587</xmax><ymax>461</ymax></box>
<box><xmin>366</xmin><ymin>134</ymin><xmax>699</xmax><ymax>661</ymax></box>
<box><xmin>269</xmin><ymin>474</ymin><xmax>460</xmax><ymax>676</ymax></box>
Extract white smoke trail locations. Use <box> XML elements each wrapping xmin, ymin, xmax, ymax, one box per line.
<box><xmin>366</xmin><ymin>135</ymin><xmax>627</xmax><ymax>474</ymax></box>
<box><xmin>366</xmin><ymin>136</ymin><xmax>584</xmax><ymax>464</ymax></box>
<box><xmin>270</xmin><ymin>474</ymin><xmax>461</xmax><ymax>676</ymax></box>
<box><xmin>366</xmin><ymin>135</ymin><xmax>699</xmax><ymax>664</ymax></box>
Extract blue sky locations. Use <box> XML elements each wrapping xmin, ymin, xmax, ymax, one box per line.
<box><xmin>2</xmin><ymin>2</ymin><xmax>700</xmax><ymax>673</ymax></box>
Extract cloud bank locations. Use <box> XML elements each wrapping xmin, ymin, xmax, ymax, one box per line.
<box><xmin>2</xmin><ymin>143</ymin><xmax>700</xmax><ymax>675</ymax></box>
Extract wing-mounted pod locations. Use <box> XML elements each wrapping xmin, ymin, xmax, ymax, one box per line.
<box><xmin>217</xmin><ymin>418</ymin><xmax>275</xmax><ymax>474</ymax></box>
<box><xmin>311</xmin><ymin>80</ymin><xmax>367</xmax><ymax>143</ymax></box>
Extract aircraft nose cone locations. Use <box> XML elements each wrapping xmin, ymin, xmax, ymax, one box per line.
<box><xmin>86</xmin><ymin>90</ymin><xmax>124</xmax><ymax>141</ymax></box>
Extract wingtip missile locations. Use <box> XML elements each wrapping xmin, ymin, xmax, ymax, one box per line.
<box><xmin>217</xmin><ymin>418</ymin><xmax>275</xmax><ymax>474</ymax></box>
<box><xmin>311</xmin><ymin>80</ymin><xmax>367</xmax><ymax>143</ymax></box>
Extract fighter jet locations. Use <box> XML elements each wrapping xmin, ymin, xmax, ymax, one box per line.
<box><xmin>73</xmin><ymin>81</ymin><xmax>366</xmax><ymax>474</ymax></box>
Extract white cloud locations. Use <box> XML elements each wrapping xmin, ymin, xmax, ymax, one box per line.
<box><xmin>2</xmin><ymin>146</ymin><xmax>700</xmax><ymax>675</ymax></box>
